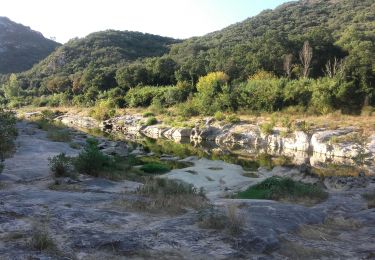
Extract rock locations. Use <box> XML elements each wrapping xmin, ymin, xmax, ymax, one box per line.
<box><xmin>205</xmin><ymin>117</ymin><xmax>214</xmax><ymax>126</ymax></box>
<box><xmin>101</xmin><ymin>143</ymin><xmax>128</xmax><ymax>157</ymax></box>
<box><xmin>129</xmin><ymin>148</ymin><xmax>145</xmax><ymax>156</ymax></box>
<box><xmin>59</xmin><ymin>115</ymin><xmax>99</xmax><ymax>129</ymax></box>
<box><xmin>24</xmin><ymin>111</ymin><xmax>42</xmax><ymax>119</ymax></box>
<box><xmin>191</xmin><ymin>126</ymin><xmax>222</xmax><ymax>141</ymax></box>
<box><xmin>163</xmin><ymin>127</ymin><xmax>192</xmax><ymax>141</ymax></box>
<box><xmin>324</xmin><ymin>176</ymin><xmax>369</xmax><ymax>191</ymax></box>
<box><xmin>141</xmin><ymin>125</ymin><xmax>169</xmax><ymax>139</ymax></box>
<box><xmin>282</xmin><ymin>131</ymin><xmax>311</xmax><ymax>151</ymax></box>
<box><xmin>311</xmin><ymin>128</ymin><xmax>365</xmax><ymax>158</ymax></box>
<box><xmin>162</xmin><ymin>157</ymin><xmax>259</xmax><ymax>199</ymax></box>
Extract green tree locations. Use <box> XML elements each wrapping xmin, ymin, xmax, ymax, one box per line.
<box><xmin>3</xmin><ymin>74</ymin><xmax>22</xmax><ymax>99</ymax></box>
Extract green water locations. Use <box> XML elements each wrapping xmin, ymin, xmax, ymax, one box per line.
<box><xmin>84</xmin><ymin>127</ymin><xmax>365</xmax><ymax>178</ymax></box>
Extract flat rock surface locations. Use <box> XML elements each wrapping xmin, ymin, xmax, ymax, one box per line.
<box><xmin>0</xmin><ymin>121</ymin><xmax>374</xmax><ymax>259</ymax></box>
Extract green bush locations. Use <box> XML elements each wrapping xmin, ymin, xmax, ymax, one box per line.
<box><xmin>163</xmin><ymin>81</ymin><xmax>193</xmax><ymax>106</ymax></box>
<box><xmin>235</xmin><ymin>78</ymin><xmax>285</xmax><ymax>112</ymax></box>
<box><xmin>214</xmin><ymin>111</ymin><xmax>225</xmax><ymax>121</ymax></box>
<box><xmin>283</xmin><ymin>79</ymin><xmax>313</xmax><ymax>107</ymax></box>
<box><xmin>235</xmin><ymin>176</ymin><xmax>328</xmax><ymax>204</ymax></box>
<box><xmin>125</xmin><ymin>85</ymin><xmax>174</xmax><ymax>107</ymax></box>
<box><xmin>74</xmin><ymin>138</ymin><xmax>114</xmax><ymax>176</ymax></box>
<box><xmin>143</xmin><ymin>112</ymin><xmax>155</xmax><ymax>117</ymax></box>
<box><xmin>144</xmin><ymin>116</ymin><xmax>158</xmax><ymax>126</ymax></box>
<box><xmin>176</xmin><ymin>99</ymin><xmax>200</xmax><ymax>117</ymax></box>
<box><xmin>260</xmin><ymin>122</ymin><xmax>275</xmax><ymax>135</ymax></box>
<box><xmin>0</xmin><ymin>109</ymin><xmax>17</xmax><ymax>161</ymax></box>
<box><xmin>89</xmin><ymin>99</ymin><xmax>116</xmax><ymax>120</ymax></box>
<box><xmin>225</xmin><ymin>114</ymin><xmax>240</xmax><ymax>124</ymax></box>
<box><xmin>48</xmin><ymin>153</ymin><xmax>76</xmax><ymax>178</ymax></box>
<box><xmin>309</xmin><ymin>77</ymin><xmax>339</xmax><ymax>115</ymax></box>
<box><xmin>140</xmin><ymin>162</ymin><xmax>171</xmax><ymax>174</ymax></box>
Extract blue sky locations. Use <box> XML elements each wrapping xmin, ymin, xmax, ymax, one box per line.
<box><xmin>1</xmin><ymin>0</ymin><xmax>291</xmax><ymax>43</ymax></box>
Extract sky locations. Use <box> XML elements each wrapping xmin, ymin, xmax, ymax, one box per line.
<box><xmin>1</xmin><ymin>0</ymin><xmax>290</xmax><ymax>43</ymax></box>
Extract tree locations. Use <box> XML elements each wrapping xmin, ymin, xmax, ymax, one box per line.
<box><xmin>116</xmin><ymin>64</ymin><xmax>150</xmax><ymax>90</ymax></box>
<box><xmin>3</xmin><ymin>74</ymin><xmax>22</xmax><ymax>99</ymax></box>
<box><xmin>283</xmin><ymin>54</ymin><xmax>293</xmax><ymax>79</ymax></box>
<box><xmin>152</xmin><ymin>57</ymin><xmax>178</xmax><ymax>85</ymax></box>
<box><xmin>324</xmin><ymin>58</ymin><xmax>343</xmax><ymax>78</ymax></box>
<box><xmin>46</xmin><ymin>75</ymin><xmax>71</xmax><ymax>93</ymax></box>
<box><xmin>196</xmin><ymin>71</ymin><xmax>229</xmax><ymax>96</ymax></box>
<box><xmin>299</xmin><ymin>41</ymin><xmax>313</xmax><ymax>78</ymax></box>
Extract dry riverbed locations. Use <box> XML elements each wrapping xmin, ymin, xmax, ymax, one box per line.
<box><xmin>0</xmin><ymin>121</ymin><xmax>374</xmax><ymax>259</ymax></box>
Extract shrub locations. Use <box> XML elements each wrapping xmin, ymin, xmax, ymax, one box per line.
<box><xmin>260</xmin><ymin>122</ymin><xmax>275</xmax><ymax>135</ymax></box>
<box><xmin>235</xmin><ymin>79</ymin><xmax>285</xmax><ymax>112</ymax></box>
<box><xmin>176</xmin><ymin>99</ymin><xmax>200</xmax><ymax>117</ymax></box>
<box><xmin>225</xmin><ymin>114</ymin><xmax>240</xmax><ymax>124</ymax></box>
<box><xmin>140</xmin><ymin>162</ymin><xmax>170</xmax><ymax>174</ymax></box>
<box><xmin>47</xmin><ymin>129</ymin><xmax>71</xmax><ymax>142</ymax></box>
<box><xmin>294</xmin><ymin>120</ymin><xmax>311</xmax><ymax>133</ymax></box>
<box><xmin>214</xmin><ymin>111</ymin><xmax>225</xmax><ymax>121</ymax></box>
<box><xmin>0</xmin><ymin>109</ymin><xmax>17</xmax><ymax>162</ymax></box>
<box><xmin>144</xmin><ymin>116</ymin><xmax>158</xmax><ymax>126</ymax></box>
<box><xmin>198</xmin><ymin>204</ymin><xmax>245</xmax><ymax>235</ymax></box>
<box><xmin>283</xmin><ymin>78</ymin><xmax>313</xmax><ymax>107</ymax></box>
<box><xmin>89</xmin><ymin>99</ymin><xmax>116</xmax><ymax>121</ymax></box>
<box><xmin>74</xmin><ymin>138</ymin><xmax>114</xmax><ymax>176</ymax></box>
<box><xmin>235</xmin><ymin>176</ymin><xmax>328</xmax><ymax>205</ymax></box>
<box><xmin>143</xmin><ymin>112</ymin><xmax>155</xmax><ymax>117</ymax></box>
<box><xmin>125</xmin><ymin>85</ymin><xmax>174</xmax><ymax>107</ymax></box>
<box><xmin>30</xmin><ymin>224</ymin><xmax>56</xmax><ymax>252</ymax></box>
<box><xmin>226</xmin><ymin>204</ymin><xmax>245</xmax><ymax>235</ymax></box>
<box><xmin>126</xmin><ymin>178</ymin><xmax>207</xmax><ymax>214</ymax></box>
<box><xmin>309</xmin><ymin>78</ymin><xmax>339</xmax><ymax>115</ymax></box>
<box><xmin>196</xmin><ymin>72</ymin><xmax>229</xmax><ymax>95</ymax></box>
<box><xmin>198</xmin><ymin>206</ymin><xmax>227</xmax><ymax>230</ymax></box>
<box><xmin>248</xmin><ymin>70</ymin><xmax>276</xmax><ymax>81</ymax></box>
<box><xmin>194</xmin><ymin>72</ymin><xmax>232</xmax><ymax>115</ymax></box>
<box><xmin>281</xmin><ymin>116</ymin><xmax>292</xmax><ymax>129</ymax></box>
<box><xmin>163</xmin><ymin>81</ymin><xmax>193</xmax><ymax>106</ymax></box>
<box><xmin>48</xmin><ymin>153</ymin><xmax>76</xmax><ymax>178</ymax></box>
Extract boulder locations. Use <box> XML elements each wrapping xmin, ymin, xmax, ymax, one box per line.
<box><xmin>191</xmin><ymin>126</ymin><xmax>222</xmax><ymax>141</ymax></box>
<box><xmin>141</xmin><ymin>125</ymin><xmax>165</xmax><ymax>138</ymax></box>
<box><xmin>163</xmin><ymin>127</ymin><xmax>192</xmax><ymax>141</ymax></box>
<box><xmin>311</xmin><ymin>128</ymin><xmax>365</xmax><ymax>158</ymax></box>
<box><xmin>282</xmin><ymin>131</ymin><xmax>310</xmax><ymax>151</ymax></box>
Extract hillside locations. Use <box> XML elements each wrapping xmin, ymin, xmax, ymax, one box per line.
<box><xmin>2</xmin><ymin>0</ymin><xmax>374</xmax><ymax>112</ymax></box>
<box><xmin>28</xmin><ymin>30</ymin><xmax>180</xmax><ymax>76</ymax></box>
<box><xmin>0</xmin><ymin>17</ymin><xmax>60</xmax><ymax>74</ymax></box>
<box><xmin>168</xmin><ymin>0</ymin><xmax>374</xmax><ymax>81</ymax></box>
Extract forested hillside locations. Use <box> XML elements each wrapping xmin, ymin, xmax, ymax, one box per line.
<box><xmin>0</xmin><ymin>17</ymin><xmax>59</xmax><ymax>74</ymax></box>
<box><xmin>1</xmin><ymin>0</ymin><xmax>374</xmax><ymax>115</ymax></box>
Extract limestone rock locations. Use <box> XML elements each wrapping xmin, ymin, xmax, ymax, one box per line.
<box><xmin>59</xmin><ymin>115</ymin><xmax>99</xmax><ymax>129</ymax></box>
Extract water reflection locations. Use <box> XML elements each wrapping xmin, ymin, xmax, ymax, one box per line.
<box><xmin>85</xmin><ymin>127</ymin><xmax>371</xmax><ymax>178</ymax></box>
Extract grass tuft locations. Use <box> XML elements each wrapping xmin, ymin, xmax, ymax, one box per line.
<box><xmin>125</xmin><ymin>178</ymin><xmax>207</xmax><ymax>214</ymax></box>
<box><xmin>363</xmin><ymin>191</ymin><xmax>375</xmax><ymax>209</ymax></box>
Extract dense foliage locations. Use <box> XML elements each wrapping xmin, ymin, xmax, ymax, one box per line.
<box><xmin>0</xmin><ymin>109</ymin><xmax>17</xmax><ymax>172</ymax></box>
<box><xmin>0</xmin><ymin>0</ymin><xmax>374</xmax><ymax>114</ymax></box>
<box><xmin>0</xmin><ymin>17</ymin><xmax>59</xmax><ymax>74</ymax></box>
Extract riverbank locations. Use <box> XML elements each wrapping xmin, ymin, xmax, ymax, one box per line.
<box><xmin>21</xmin><ymin>107</ymin><xmax>373</xmax><ymax>175</ymax></box>
<box><xmin>0</xmin><ymin>118</ymin><xmax>374</xmax><ymax>258</ymax></box>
